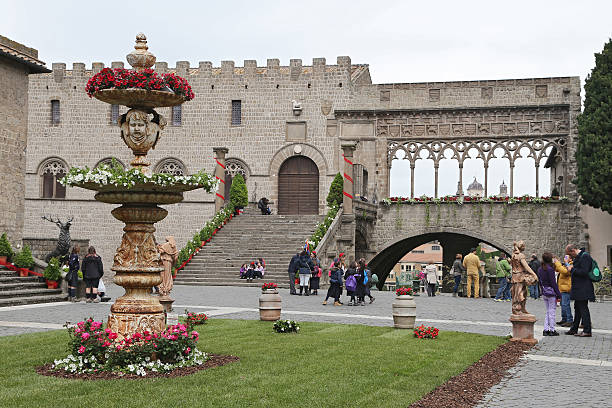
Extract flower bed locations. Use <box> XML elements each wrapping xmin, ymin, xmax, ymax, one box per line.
<box><xmin>86</xmin><ymin>68</ymin><xmax>194</xmax><ymax>101</ymax></box>
<box><xmin>381</xmin><ymin>195</ymin><xmax>569</xmax><ymax>206</ymax></box>
<box><xmin>414</xmin><ymin>325</ymin><xmax>439</xmax><ymax>339</ymax></box>
<box><xmin>60</xmin><ymin>160</ymin><xmax>217</xmax><ymax>191</ymax></box>
<box><xmin>273</xmin><ymin>320</ymin><xmax>300</xmax><ymax>334</ymax></box>
<box><xmin>48</xmin><ymin>316</ymin><xmax>210</xmax><ymax>377</ymax></box>
<box><xmin>184</xmin><ymin>311</ymin><xmax>208</xmax><ymax>327</ymax></box>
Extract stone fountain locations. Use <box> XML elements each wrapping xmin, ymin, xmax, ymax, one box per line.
<box><xmin>75</xmin><ymin>34</ymin><xmax>208</xmax><ymax>339</ymax></box>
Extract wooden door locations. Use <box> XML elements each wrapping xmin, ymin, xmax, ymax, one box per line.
<box><xmin>278</xmin><ymin>156</ymin><xmax>319</xmax><ymax>214</ymax></box>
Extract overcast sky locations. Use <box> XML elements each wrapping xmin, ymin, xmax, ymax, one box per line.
<box><xmin>3</xmin><ymin>0</ymin><xmax>611</xmax><ymax>197</ymax></box>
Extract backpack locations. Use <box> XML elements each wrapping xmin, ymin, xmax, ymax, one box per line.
<box><xmin>589</xmin><ymin>259</ymin><xmax>602</xmax><ymax>282</ymax></box>
<box><xmin>363</xmin><ymin>269</ymin><xmax>370</xmax><ymax>285</ymax></box>
<box><xmin>345</xmin><ymin>274</ymin><xmax>357</xmax><ymax>292</ymax></box>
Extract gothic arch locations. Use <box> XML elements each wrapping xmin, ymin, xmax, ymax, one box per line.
<box><xmin>225</xmin><ymin>157</ymin><xmax>251</xmax><ymax>179</ymax></box>
<box><xmin>95</xmin><ymin>157</ymin><xmax>126</xmax><ymax>169</ymax></box>
<box><xmin>38</xmin><ymin>157</ymin><xmax>69</xmax><ymax>199</ymax></box>
<box><xmin>154</xmin><ymin>157</ymin><xmax>187</xmax><ymax>175</ymax></box>
<box><xmin>268</xmin><ymin>143</ymin><xmax>328</xmax><ymax>213</ymax></box>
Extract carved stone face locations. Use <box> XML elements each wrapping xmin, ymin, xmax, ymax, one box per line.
<box><xmin>127</xmin><ymin>114</ymin><xmax>147</xmax><ymax>145</ymax></box>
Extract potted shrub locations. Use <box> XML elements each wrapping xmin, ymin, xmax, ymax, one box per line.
<box><xmin>0</xmin><ymin>233</ymin><xmax>14</xmax><ymax>264</ymax></box>
<box><xmin>43</xmin><ymin>257</ymin><xmax>61</xmax><ymax>289</ymax></box>
<box><xmin>14</xmin><ymin>245</ymin><xmax>34</xmax><ymax>277</ymax></box>
<box><xmin>229</xmin><ymin>174</ymin><xmax>248</xmax><ymax>214</ymax></box>
<box><xmin>392</xmin><ymin>286</ymin><xmax>416</xmax><ymax>329</ymax></box>
<box><xmin>259</xmin><ymin>282</ymin><xmax>281</xmax><ymax>321</ymax></box>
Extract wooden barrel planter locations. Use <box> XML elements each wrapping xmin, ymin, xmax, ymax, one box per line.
<box><xmin>392</xmin><ymin>294</ymin><xmax>416</xmax><ymax>329</ymax></box>
<box><xmin>259</xmin><ymin>289</ymin><xmax>281</xmax><ymax>321</ymax></box>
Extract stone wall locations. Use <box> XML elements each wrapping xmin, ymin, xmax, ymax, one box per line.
<box><xmin>366</xmin><ymin>201</ymin><xmax>582</xmax><ymax>280</ymax></box>
<box><xmin>0</xmin><ymin>58</ymin><xmax>29</xmax><ymax>245</ymax></box>
<box><xmin>22</xmin><ymin>237</ymin><xmax>89</xmax><ymax>262</ymax></box>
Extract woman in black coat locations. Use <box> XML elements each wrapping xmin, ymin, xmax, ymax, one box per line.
<box><xmin>81</xmin><ymin>246</ymin><xmax>103</xmax><ymax>303</ymax></box>
<box><xmin>66</xmin><ymin>246</ymin><xmax>80</xmax><ymax>302</ymax></box>
<box><xmin>566</xmin><ymin>245</ymin><xmax>595</xmax><ymax>337</ymax></box>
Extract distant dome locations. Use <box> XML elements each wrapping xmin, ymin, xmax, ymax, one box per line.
<box><xmin>468</xmin><ymin>177</ymin><xmax>483</xmax><ymax>191</ymax></box>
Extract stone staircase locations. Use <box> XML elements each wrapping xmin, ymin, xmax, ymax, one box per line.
<box><xmin>174</xmin><ymin>205</ymin><xmax>322</xmax><ymax>288</ymax></box>
<box><xmin>0</xmin><ymin>264</ymin><xmax>65</xmax><ymax>307</ymax></box>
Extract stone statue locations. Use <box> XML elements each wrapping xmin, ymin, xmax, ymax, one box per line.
<box><xmin>157</xmin><ymin>236</ymin><xmax>178</xmax><ymax>297</ymax></box>
<box><xmin>42</xmin><ymin>215</ymin><xmax>73</xmax><ymax>263</ymax></box>
<box><xmin>119</xmin><ymin>109</ymin><xmax>166</xmax><ymax>171</ymax></box>
<box><xmin>510</xmin><ymin>240</ymin><xmax>539</xmax><ymax>315</ymax></box>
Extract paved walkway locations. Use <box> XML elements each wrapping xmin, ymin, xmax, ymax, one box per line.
<box><xmin>1</xmin><ymin>285</ymin><xmax>611</xmax><ymax>407</ymax></box>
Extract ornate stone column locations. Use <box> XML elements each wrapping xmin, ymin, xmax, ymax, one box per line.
<box><xmin>509</xmin><ymin>163</ymin><xmax>515</xmax><ymax>197</ymax></box>
<box><xmin>458</xmin><ymin>162</ymin><xmax>464</xmax><ymax>197</ymax></box>
<box><xmin>484</xmin><ymin>162</ymin><xmax>489</xmax><ymax>197</ymax></box>
<box><xmin>535</xmin><ymin>163</ymin><xmax>540</xmax><ymax>197</ymax></box>
<box><xmin>213</xmin><ymin>147</ymin><xmax>229</xmax><ymax>212</ymax></box>
<box><xmin>341</xmin><ymin>142</ymin><xmax>357</xmax><ymax>215</ymax></box>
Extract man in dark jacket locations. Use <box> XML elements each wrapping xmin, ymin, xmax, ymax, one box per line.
<box><xmin>565</xmin><ymin>244</ymin><xmax>595</xmax><ymax>337</ymax></box>
<box><xmin>288</xmin><ymin>252</ymin><xmax>299</xmax><ymax>295</ymax></box>
<box><xmin>528</xmin><ymin>254</ymin><xmax>541</xmax><ymax>299</ymax></box>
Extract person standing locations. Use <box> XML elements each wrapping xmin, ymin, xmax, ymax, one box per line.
<box><xmin>451</xmin><ymin>254</ymin><xmax>465</xmax><ymax>297</ymax></box>
<box><xmin>344</xmin><ymin>262</ymin><xmax>358</xmax><ymax>306</ymax></box>
<box><xmin>556</xmin><ymin>255</ymin><xmax>573</xmax><ymax>327</ymax></box>
<box><xmin>528</xmin><ymin>254</ymin><xmax>541</xmax><ymax>299</ymax></box>
<box><xmin>425</xmin><ymin>261</ymin><xmax>438</xmax><ymax>297</ymax></box>
<box><xmin>494</xmin><ymin>253</ymin><xmax>512</xmax><ymax>302</ymax></box>
<box><xmin>66</xmin><ymin>247</ymin><xmax>80</xmax><ymax>302</ymax></box>
<box><xmin>288</xmin><ymin>252</ymin><xmax>299</xmax><ymax>295</ymax></box>
<box><xmin>309</xmin><ymin>252</ymin><xmax>321</xmax><ymax>295</ymax></box>
<box><xmin>322</xmin><ymin>259</ymin><xmax>343</xmax><ymax>306</ymax></box>
<box><xmin>81</xmin><ymin>246</ymin><xmax>103</xmax><ymax>303</ymax></box>
<box><xmin>463</xmin><ymin>248</ymin><xmax>480</xmax><ymax>298</ymax></box>
<box><xmin>537</xmin><ymin>252</ymin><xmax>562</xmax><ymax>336</ymax></box>
<box><xmin>565</xmin><ymin>244</ymin><xmax>594</xmax><ymax>337</ymax></box>
<box><xmin>297</xmin><ymin>250</ymin><xmax>314</xmax><ymax>296</ymax></box>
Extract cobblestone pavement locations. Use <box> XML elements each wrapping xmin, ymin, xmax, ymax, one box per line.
<box><xmin>1</xmin><ymin>285</ymin><xmax>611</xmax><ymax>406</ymax></box>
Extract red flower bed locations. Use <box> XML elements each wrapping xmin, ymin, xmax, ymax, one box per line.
<box><xmin>85</xmin><ymin>68</ymin><xmax>194</xmax><ymax>101</ymax></box>
<box><xmin>262</xmin><ymin>282</ymin><xmax>278</xmax><ymax>290</ymax></box>
<box><xmin>396</xmin><ymin>287</ymin><xmax>413</xmax><ymax>296</ymax></box>
<box><xmin>414</xmin><ymin>325</ymin><xmax>439</xmax><ymax>339</ymax></box>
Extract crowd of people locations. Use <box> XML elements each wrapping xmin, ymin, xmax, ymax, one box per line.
<box><xmin>287</xmin><ymin>251</ymin><xmax>377</xmax><ymax>306</ymax></box>
<box><xmin>455</xmin><ymin>243</ymin><xmax>595</xmax><ymax>338</ymax></box>
<box><xmin>239</xmin><ymin>258</ymin><xmax>266</xmax><ymax>282</ymax></box>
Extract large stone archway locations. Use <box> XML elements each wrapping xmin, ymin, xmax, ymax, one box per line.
<box><xmin>368</xmin><ymin>228</ymin><xmax>511</xmax><ymax>289</ymax></box>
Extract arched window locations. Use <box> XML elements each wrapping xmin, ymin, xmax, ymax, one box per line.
<box><xmin>95</xmin><ymin>157</ymin><xmax>125</xmax><ymax>170</ymax></box>
<box><xmin>224</xmin><ymin>158</ymin><xmax>250</xmax><ymax>203</ymax></box>
<box><xmin>39</xmin><ymin>158</ymin><xmax>68</xmax><ymax>199</ymax></box>
<box><xmin>154</xmin><ymin>158</ymin><xmax>187</xmax><ymax>176</ymax></box>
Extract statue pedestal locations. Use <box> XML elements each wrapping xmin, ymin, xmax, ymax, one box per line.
<box><xmin>159</xmin><ymin>296</ymin><xmax>174</xmax><ymax>314</ymax></box>
<box><xmin>509</xmin><ymin>313</ymin><xmax>538</xmax><ymax>345</ymax></box>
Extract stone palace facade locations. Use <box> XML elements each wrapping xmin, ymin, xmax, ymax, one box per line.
<box><xmin>22</xmin><ymin>54</ymin><xmax>590</xmax><ymax>268</ymax></box>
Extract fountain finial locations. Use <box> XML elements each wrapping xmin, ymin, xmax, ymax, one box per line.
<box><xmin>127</xmin><ymin>33</ymin><xmax>156</xmax><ymax>71</ymax></box>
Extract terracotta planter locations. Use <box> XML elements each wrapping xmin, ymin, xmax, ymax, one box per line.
<box><xmin>392</xmin><ymin>295</ymin><xmax>416</xmax><ymax>329</ymax></box>
<box><xmin>259</xmin><ymin>289</ymin><xmax>281</xmax><ymax>321</ymax></box>
<box><xmin>19</xmin><ymin>268</ymin><xmax>29</xmax><ymax>277</ymax></box>
<box><xmin>0</xmin><ymin>256</ymin><xmax>7</xmax><ymax>264</ymax></box>
<box><xmin>46</xmin><ymin>280</ymin><xmax>58</xmax><ymax>289</ymax></box>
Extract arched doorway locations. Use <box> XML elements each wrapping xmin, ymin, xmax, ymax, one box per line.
<box><xmin>278</xmin><ymin>156</ymin><xmax>319</xmax><ymax>214</ymax></box>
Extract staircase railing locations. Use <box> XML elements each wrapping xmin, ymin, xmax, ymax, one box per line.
<box><xmin>314</xmin><ymin>205</ymin><xmax>343</xmax><ymax>262</ymax></box>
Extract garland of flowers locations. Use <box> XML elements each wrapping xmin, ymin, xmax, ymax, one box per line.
<box><xmin>60</xmin><ymin>160</ymin><xmax>217</xmax><ymax>191</ymax></box>
<box><xmin>308</xmin><ymin>205</ymin><xmax>339</xmax><ymax>250</ymax></box>
<box><xmin>173</xmin><ymin>205</ymin><xmax>236</xmax><ymax>276</ymax></box>
<box><xmin>85</xmin><ymin>68</ymin><xmax>194</xmax><ymax>101</ymax></box>
<box><xmin>382</xmin><ymin>195</ymin><xmax>569</xmax><ymax>206</ymax></box>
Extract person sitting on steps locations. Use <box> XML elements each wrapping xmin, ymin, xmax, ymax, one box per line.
<box><xmin>257</xmin><ymin>197</ymin><xmax>271</xmax><ymax>215</ymax></box>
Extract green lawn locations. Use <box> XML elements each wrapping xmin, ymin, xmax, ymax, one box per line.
<box><xmin>0</xmin><ymin>319</ymin><xmax>504</xmax><ymax>407</ymax></box>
